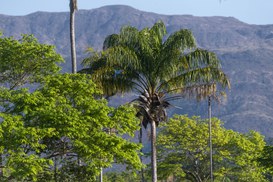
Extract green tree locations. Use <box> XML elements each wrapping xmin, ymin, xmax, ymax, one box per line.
<box><xmin>70</xmin><ymin>0</ymin><xmax>77</xmax><ymax>73</ymax></box>
<box><xmin>258</xmin><ymin>145</ymin><xmax>273</xmax><ymax>180</ymax></box>
<box><xmin>104</xmin><ymin>171</ymin><xmax>140</xmax><ymax>182</ymax></box>
<box><xmin>157</xmin><ymin>115</ymin><xmax>266</xmax><ymax>182</ymax></box>
<box><xmin>0</xmin><ymin>74</ymin><xmax>142</xmax><ymax>181</ymax></box>
<box><xmin>0</xmin><ymin>89</ymin><xmax>55</xmax><ymax>181</ymax></box>
<box><xmin>0</xmin><ymin>35</ymin><xmax>63</xmax><ymax>180</ymax></box>
<box><xmin>80</xmin><ymin>21</ymin><xmax>230</xmax><ymax>182</ymax></box>
<box><xmin>0</xmin><ymin>34</ymin><xmax>63</xmax><ymax>89</ymax></box>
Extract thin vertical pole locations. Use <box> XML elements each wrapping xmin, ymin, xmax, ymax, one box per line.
<box><xmin>139</xmin><ymin>124</ymin><xmax>145</xmax><ymax>182</ymax></box>
<box><xmin>208</xmin><ymin>96</ymin><xmax>213</xmax><ymax>182</ymax></box>
<box><xmin>100</xmin><ymin>168</ymin><xmax>103</xmax><ymax>182</ymax></box>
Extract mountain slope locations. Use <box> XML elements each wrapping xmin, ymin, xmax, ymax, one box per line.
<box><xmin>1</xmin><ymin>5</ymin><xmax>273</xmax><ymax>137</ymax></box>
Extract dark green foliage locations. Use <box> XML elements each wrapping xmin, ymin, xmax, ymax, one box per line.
<box><xmin>258</xmin><ymin>145</ymin><xmax>273</xmax><ymax>179</ymax></box>
<box><xmin>104</xmin><ymin>171</ymin><xmax>140</xmax><ymax>182</ymax></box>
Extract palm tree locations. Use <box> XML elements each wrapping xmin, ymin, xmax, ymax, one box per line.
<box><xmin>80</xmin><ymin>21</ymin><xmax>230</xmax><ymax>182</ymax></box>
<box><xmin>69</xmin><ymin>0</ymin><xmax>77</xmax><ymax>73</ymax></box>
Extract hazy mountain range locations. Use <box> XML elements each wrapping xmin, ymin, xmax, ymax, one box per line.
<box><xmin>1</xmin><ymin>5</ymin><xmax>273</xmax><ymax>138</ymax></box>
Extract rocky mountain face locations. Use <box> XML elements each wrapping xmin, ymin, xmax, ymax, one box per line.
<box><xmin>1</xmin><ymin>5</ymin><xmax>273</xmax><ymax>137</ymax></box>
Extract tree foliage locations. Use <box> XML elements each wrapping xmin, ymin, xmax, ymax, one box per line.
<box><xmin>157</xmin><ymin>115</ymin><xmax>267</xmax><ymax>182</ymax></box>
<box><xmin>0</xmin><ymin>74</ymin><xmax>142</xmax><ymax>181</ymax></box>
<box><xmin>0</xmin><ymin>112</ymin><xmax>54</xmax><ymax>181</ymax></box>
<box><xmin>0</xmin><ymin>34</ymin><xmax>63</xmax><ymax>89</ymax></box>
<box><xmin>258</xmin><ymin>145</ymin><xmax>273</xmax><ymax>179</ymax></box>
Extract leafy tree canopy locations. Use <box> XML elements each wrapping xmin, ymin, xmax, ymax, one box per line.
<box><xmin>157</xmin><ymin>115</ymin><xmax>266</xmax><ymax>182</ymax></box>
<box><xmin>258</xmin><ymin>145</ymin><xmax>273</xmax><ymax>177</ymax></box>
<box><xmin>0</xmin><ymin>34</ymin><xmax>63</xmax><ymax>89</ymax></box>
<box><xmin>0</xmin><ymin>112</ymin><xmax>54</xmax><ymax>181</ymax></box>
<box><xmin>0</xmin><ymin>74</ymin><xmax>142</xmax><ymax>181</ymax></box>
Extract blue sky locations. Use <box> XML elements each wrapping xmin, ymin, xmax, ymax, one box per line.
<box><xmin>1</xmin><ymin>0</ymin><xmax>272</xmax><ymax>25</ymax></box>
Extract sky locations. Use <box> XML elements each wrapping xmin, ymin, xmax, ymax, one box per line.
<box><xmin>0</xmin><ymin>0</ymin><xmax>272</xmax><ymax>25</ymax></box>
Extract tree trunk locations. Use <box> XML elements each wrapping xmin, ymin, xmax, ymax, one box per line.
<box><xmin>70</xmin><ymin>0</ymin><xmax>77</xmax><ymax>74</ymax></box>
<box><xmin>99</xmin><ymin>168</ymin><xmax>103</xmax><ymax>182</ymax></box>
<box><xmin>54</xmin><ymin>157</ymin><xmax>57</xmax><ymax>182</ymax></box>
<box><xmin>0</xmin><ymin>154</ymin><xmax>3</xmax><ymax>179</ymax></box>
<box><xmin>151</xmin><ymin>120</ymin><xmax>157</xmax><ymax>182</ymax></box>
<box><xmin>139</xmin><ymin>124</ymin><xmax>145</xmax><ymax>182</ymax></box>
<box><xmin>208</xmin><ymin>96</ymin><xmax>213</xmax><ymax>182</ymax></box>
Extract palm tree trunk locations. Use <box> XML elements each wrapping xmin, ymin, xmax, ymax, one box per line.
<box><xmin>151</xmin><ymin>120</ymin><xmax>157</xmax><ymax>182</ymax></box>
<box><xmin>70</xmin><ymin>0</ymin><xmax>77</xmax><ymax>73</ymax></box>
<box><xmin>139</xmin><ymin>124</ymin><xmax>145</xmax><ymax>182</ymax></box>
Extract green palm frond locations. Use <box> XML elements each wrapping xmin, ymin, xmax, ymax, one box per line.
<box><xmin>103</xmin><ymin>34</ymin><xmax>119</xmax><ymax>50</ymax></box>
<box><xmin>91</xmin><ymin>66</ymin><xmax>136</xmax><ymax>96</ymax></box>
<box><xmin>103</xmin><ymin>46</ymin><xmax>140</xmax><ymax>70</ymax></box>
<box><xmin>162</xmin><ymin>29</ymin><xmax>196</xmax><ymax>52</ymax></box>
<box><xmin>156</xmin><ymin>29</ymin><xmax>197</xmax><ymax>80</ymax></box>
<box><xmin>181</xmin><ymin>49</ymin><xmax>221</xmax><ymax>69</ymax></box>
<box><xmin>158</xmin><ymin>48</ymin><xmax>230</xmax><ymax>93</ymax></box>
<box><xmin>80</xmin><ymin>21</ymin><xmax>230</xmax><ymax>127</ymax></box>
<box><xmin>148</xmin><ymin>20</ymin><xmax>167</xmax><ymax>54</ymax></box>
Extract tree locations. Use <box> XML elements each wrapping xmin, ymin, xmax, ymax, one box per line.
<box><xmin>104</xmin><ymin>171</ymin><xmax>140</xmax><ymax>182</ymax></box>
<box><xmin>0</xmin><ymin>74</ymin><xmax>142</xmax><ymax>181</ymax></box>
<box><xmin>0</xmin><ymin>87</ymin><xmax>55</xmax><ymax>181</ymax></box>
<box><xmin>0</xmin><ymin>34</ymin><xmax>63</xmax><ymax>89</ymax></box>
<box><xmin>258</xmin><ymin>145</ymin><xmax>273</xmax><ymax>180</ymax></box>
<box><xmin>0</xmin><ymin>34</ymin><xmax>63</xmax><ymax>180</ymax></box>
<box><xmin>0</xmin><ymin>111</ymin><xmax>54</xmax><ymax>181</ymax></box>
<box><xmin>157</xmin><ymin>115</ymin><xmax>267</xmax><ymax>182</ymax></box>
<box><xmin>70</xmin><ymin>0</ymin><xmax>78</xmax><ymax>73</ymax></box>
<box><xmin>80</xmin><ymin>21</ymin><xmax>230</xmax><ymax>182</ymax></box>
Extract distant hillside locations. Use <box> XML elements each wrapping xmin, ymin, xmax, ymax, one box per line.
<box><xmin>1</xmin><ymin>5</ymin><xmax>273</xmax><ymax>137</ymax></box>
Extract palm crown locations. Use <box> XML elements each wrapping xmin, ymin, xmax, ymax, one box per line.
<box><xmin>81</xmin><ymin>21</ymin><xmax>230</xmax><ymax>182</ymax></box>
<box><xmin>81</xmin><ymin>21</ymin><xmax>230</xmax><ymax>128</ymax></box>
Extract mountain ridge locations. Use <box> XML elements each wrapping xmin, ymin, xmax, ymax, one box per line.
<box><xmin>1</xmin><ymin>5</ymin><xmax>273</xmax><ymax>137</ymax></box>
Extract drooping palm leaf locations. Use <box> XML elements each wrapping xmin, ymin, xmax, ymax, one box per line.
<box><xmin>80</xmin><ymin>21</ymin><xmax>230</xmax><ymax>182</ymax></box>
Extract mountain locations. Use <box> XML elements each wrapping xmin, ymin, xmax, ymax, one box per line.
<box><xmin>1</xmin><ymin>5</ymin><xmax>273</xmax><ymax>138</ymax></box>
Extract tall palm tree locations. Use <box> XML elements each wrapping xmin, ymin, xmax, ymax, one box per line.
<box><xmin>69</xmin><ymin>0</ymin><xmax>77</xmax><ymax>73</ymax></box>
<box><xmin>80</xmin><ymin>21</ymin><xmax>230</xmax><ymax>182</ymax></box>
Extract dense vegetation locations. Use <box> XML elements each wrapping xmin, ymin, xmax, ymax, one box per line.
<box><xmin>0</xmin><ymin>35</ymin><xmax>141</xmax><ymax>181</ymax></box>
<box><xmin>80</xmin><ymin>21</ymin><xmax>229</xmax><ymax>182</ymax></box>
<box><xmin>2</xmin><ymin>6</ymin><xmax>273</xmax><ymax>138</ymax></box>
<box><xmin>0</xmin><ymin>21</ymin><xmax>272</xmax><ymax>181</ymax></box>
<box><xmin>157</xmin><ymin>115</ymin><xmax>266</xmax><ymax>181</ymax></box>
